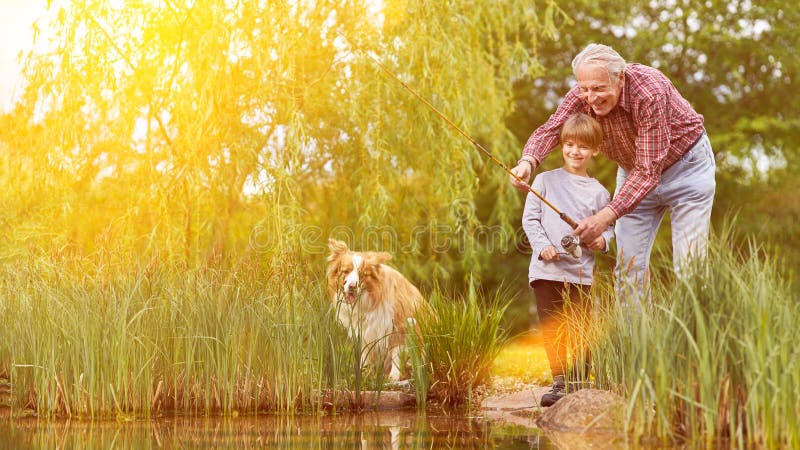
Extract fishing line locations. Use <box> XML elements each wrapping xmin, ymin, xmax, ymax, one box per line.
<box><xmin>354</xmin><ymin>46</ymin><xmax>579</xmax><ymax>230</ymax></box>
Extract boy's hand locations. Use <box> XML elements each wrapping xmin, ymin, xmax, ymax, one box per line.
<box><xmin>587</xmin><ymin>236</ymin><xmax>606</xmax><ymax>252</ymax></box>
<box><xmin>539</xmin><ymin>246</ymin><xmax>560</xmax><ymax>261</ymax></box>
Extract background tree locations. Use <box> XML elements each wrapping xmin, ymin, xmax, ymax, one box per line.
<box><xmin>0</xmin><ymin>0</ymin><xmax>563</xmax><ymax>286</ymax></box>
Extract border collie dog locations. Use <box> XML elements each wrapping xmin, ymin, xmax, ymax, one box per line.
<box><xmin>326</xmin><ymin>239</ymin><xmax>425</xmax><ymax>381</ymax></box>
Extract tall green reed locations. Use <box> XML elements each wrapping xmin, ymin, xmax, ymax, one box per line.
<box><xmin>409</xmin><ymin>280</ymin><xmax>511</xmax><ymax>406</ymax></box>
<box><xmin>0</xmin><ymin>253</ymin><xmax>356</xmax><ymax>418</ymax></box>
<box><xmin>1</xmin><ymin>250</ymin><xmax>520</xmax><ymax>417</ymax></box>
<box><xmin>590</xmin><ymin>224</ymin><xmax>799</xmax><ymax>447</ymax></box>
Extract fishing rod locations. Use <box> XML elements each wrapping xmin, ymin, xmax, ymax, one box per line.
<box><xmin>359</xmin><ymin>49</ymin><xmax>579</xmax><ymax>231</ymax></box>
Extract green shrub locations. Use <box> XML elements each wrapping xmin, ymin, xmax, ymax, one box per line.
<box><xmin>410</xmin><ymin>280</ymin><xmax>511</xmax><ymax>406</ymax></box>
<box><xmin>591</xmin><ymin>224</ymin><xmax>799</xmax><ymax>448</ymax></box>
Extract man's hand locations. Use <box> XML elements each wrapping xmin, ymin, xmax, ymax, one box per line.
<box><xmin>509</xmin><ymin>161</ymin><xmax>533</xmax><ymax>192</ymax></box>
<box><xmin>539</xmin><ymin>245</ymin><xmax>560</xmax><ymax>261</ymax></box>
<box><xmin>574</xmin><ymin>207</ymin><xmax>617</xmax><ymax>243</ymax></box>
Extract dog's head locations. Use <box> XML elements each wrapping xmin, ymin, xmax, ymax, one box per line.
<box><xmin>326</xmin><ymin>239</ymin><xmax>392</xmax><ymax>305</ymax></box>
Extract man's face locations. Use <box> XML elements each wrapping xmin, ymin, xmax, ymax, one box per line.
<box><xmin>576</xmin><ymin>63</ymin><xmax>624</xmax><ymax>117</ymax></box>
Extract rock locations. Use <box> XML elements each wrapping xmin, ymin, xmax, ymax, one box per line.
<box><xmin>479</xmin><ymin>385</ymin><xmax>547</xmax><ymax>429</ymax></box>
<box><xmin>536</xmin><ymin>388</ymin><xmax>624</xmax><ymax>433</ymax></box>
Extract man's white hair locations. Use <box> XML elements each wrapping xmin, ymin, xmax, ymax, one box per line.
<box><xmin>571</xmin><ymin>44</ymin><xmax>627</xmax><ymax>78</ymax></box>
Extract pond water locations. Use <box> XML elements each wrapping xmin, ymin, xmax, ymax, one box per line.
<box><xmin>0</xmin><ymin>410</ymin><xmax>566</xmax><ymax>449</ymax></box>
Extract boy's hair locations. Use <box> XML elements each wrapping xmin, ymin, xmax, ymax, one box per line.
<box><xmin>560</xmin><ymin>113</ymin><xmax>603</xmax><ymax>149</ymax></box>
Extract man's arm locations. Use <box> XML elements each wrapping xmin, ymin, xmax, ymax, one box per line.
<box><xmin>510</xmin><ymin>89</ymin><xmax>586</xmax><ymax>191</ymax></box>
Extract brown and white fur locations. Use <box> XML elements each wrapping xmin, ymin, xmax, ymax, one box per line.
<box><xmin>326</xmin><ymin>239</ymin><xmax>425</xmax><ymax>382</ymax></box>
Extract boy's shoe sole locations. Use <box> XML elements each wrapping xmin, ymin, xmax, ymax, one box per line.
<box><xmin>540</xmin><ymin>389</ymin><xmax>565</xmax><ymax>407</ymax></box>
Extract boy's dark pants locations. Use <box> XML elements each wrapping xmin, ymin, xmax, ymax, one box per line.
<box><xmin>531</xmin><ymin>279</ymin><xmax>592</xmax><ymax>380</ymax></box>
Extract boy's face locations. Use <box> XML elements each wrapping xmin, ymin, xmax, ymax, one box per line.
<box><xmin>561</xmin><ymin>139</ymin><xmax>599</xmax><ymax>175</ymax></box>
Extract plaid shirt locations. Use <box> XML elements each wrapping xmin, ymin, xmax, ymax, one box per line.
<box><xmin>520</xmin><ymin>64</ymin><xmax>705</xmax><ymax>218</ymax></box>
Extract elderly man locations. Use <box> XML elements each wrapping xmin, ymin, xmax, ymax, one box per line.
<box><xmin>510</xmin><ymin>43</ymin><xmax>715</xmax><ymax>300</ymax></box>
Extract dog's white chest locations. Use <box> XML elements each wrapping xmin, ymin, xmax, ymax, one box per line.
<box><xmin>337</xmin><ymin>294</ymin><xmax>395</xmax><ymax>346</ymax></box>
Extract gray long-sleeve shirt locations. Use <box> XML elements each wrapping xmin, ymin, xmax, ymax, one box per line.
<box><xmin>522</xmin><ymin>168</ymin><xmax>615</xmax><ymax>285</ymax></box>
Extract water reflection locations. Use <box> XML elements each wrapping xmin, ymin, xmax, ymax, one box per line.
<box><xmin>0</xmin><ymin>411</ymin><xmax>557</xmax><ymax>449</ymax></box>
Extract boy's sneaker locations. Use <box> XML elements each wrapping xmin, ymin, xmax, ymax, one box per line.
<box><xmin>540</xmin><ymin>375</ymin><xmax>566</xmax><ymax>407</ymax></box>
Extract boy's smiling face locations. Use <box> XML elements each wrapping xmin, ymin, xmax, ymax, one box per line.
<box><xmin>561</xmin><ymin>139</ymin><xmax>599</xmax><ymax>176</ymax></box>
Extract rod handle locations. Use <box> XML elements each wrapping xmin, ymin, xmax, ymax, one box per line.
<box><xmin>560</xmin><ymin>213</ymin><xmax>578</xmax><ymax>230</ymax></box>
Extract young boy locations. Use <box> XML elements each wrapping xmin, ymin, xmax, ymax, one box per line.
<box><xmin>521</xmin><ymin>113</ymin><xmax>615</xmax><ymax>407</ymax></box>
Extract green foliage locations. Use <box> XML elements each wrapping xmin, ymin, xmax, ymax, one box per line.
<box><xmin>0</xmin><ymin>0</ymin><xmax>562</xmax><ymax>285</ymax></box>
<box><xmin>591</xmin><ymin>223</ymin><xmax>800</xmax><ymax>447</ymax></box>
<box><xmin>0</xmin><ymin>257</ymin><xmax>355</xmax><ymax>417</ymax></box>
<box><xmin>716</xmin><ymin>176</ymin><xmax>800</xmax><ymax>293</ymax></box>
<box><xmin>410</xmin><ymin>281</ymin><xmax>511</xmax><ymax>406</ymax></box>
<box><xmin>405</xmin><ymin>322</ymin><xmax>429</xmax><ymax>409</ymax></box>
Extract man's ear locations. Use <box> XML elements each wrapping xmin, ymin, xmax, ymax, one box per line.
<box><xmin>328</xmin><ymin>239</ymin><xmax>348</xmax><ymax>260</ymax></box>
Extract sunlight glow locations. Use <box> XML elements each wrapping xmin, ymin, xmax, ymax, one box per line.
<box><xmin>0</xmin><ymin>1</ymin><xmax>48</xmax><ymax>111</ymax></box>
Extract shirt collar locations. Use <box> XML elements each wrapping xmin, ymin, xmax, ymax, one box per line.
<box><xmin>617</xmin><ymin>69</ymin><xmax>631</xmax><ymax>112</ymax></box>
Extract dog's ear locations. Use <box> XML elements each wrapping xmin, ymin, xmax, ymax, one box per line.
<box><xmin>327</xmin><ymin>239</ymin><xmax>348</xmax><ymax>261</ymax></box>
<box><xmin>364</xmin><ymin>251</ymin><xmax>392</xmax><ymax>266</ymax></box>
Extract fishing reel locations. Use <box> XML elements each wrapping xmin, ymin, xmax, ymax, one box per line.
<box><xmin>537</xmin><ymin>234</ymin><xmax>583</xmax><ymax>260</ymax></box>
<box><xmin>560</xmin><ymin>235</ymin><xmax>582</xmax><ymax>258</ymax></box>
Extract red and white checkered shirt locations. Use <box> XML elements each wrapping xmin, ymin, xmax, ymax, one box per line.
<box><xmin>520</xmin><ymin>64</ymin><xmax>705</xmax><ymax>218</ymax></box>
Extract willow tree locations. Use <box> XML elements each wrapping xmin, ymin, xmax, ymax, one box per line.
<box><xmin>1</xmin><ymin>0</ymin><xmax>564</xmax><ymax>281</ymax></box>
